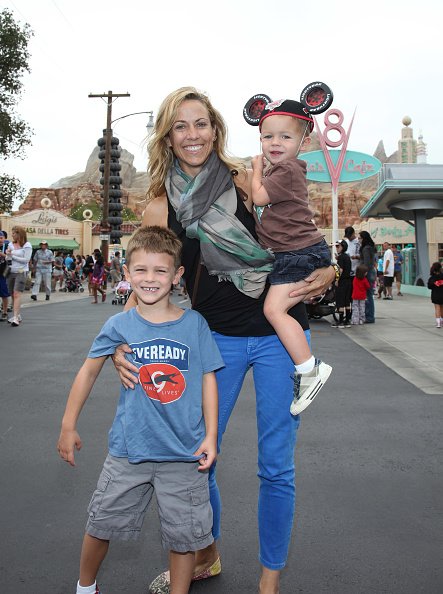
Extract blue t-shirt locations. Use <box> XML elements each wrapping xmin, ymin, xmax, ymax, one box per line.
<box><xmin>394</xmin><ymin>251</ymin><xmax>403</xmax><ymax>272</ymax></box>
<box><xmin>88</xmin><ymin>308</ymin><xmax>224</xmax><ymax>463</ymax></box>
<box><xmin>64</xmin><ymin>256</ymin><xmax>74</xmax><ymax>270</ymax></box>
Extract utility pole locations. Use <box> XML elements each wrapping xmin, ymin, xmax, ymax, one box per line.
<box><xmin>88</xmin><ymin>90</ymin><xmax>130</xmax><ymax>262</ymax></box>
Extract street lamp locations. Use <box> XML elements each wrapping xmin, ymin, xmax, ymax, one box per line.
<box><xmin>111</xmin><ymin>110</ymin><xmax>154</xmax><ymax>131</ymax></box>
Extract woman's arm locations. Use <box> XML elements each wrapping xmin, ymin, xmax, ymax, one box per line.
<box><xmin>141</xmin><ymin>194</ymin><xmax>168</xmax><ymax>228</ymax></box>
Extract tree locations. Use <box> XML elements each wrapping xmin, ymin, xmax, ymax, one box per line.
<box><xmin>0</xmin><ymin>8</ymin><xmax>33</xmax><ymax>212</ymax></box>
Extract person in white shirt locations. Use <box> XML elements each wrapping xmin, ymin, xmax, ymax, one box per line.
<box><xmin>382</xmin><ymin>242</ymin><xmax>394</xmax><ymax>300</ymax></box>
<box><xmin>343</xmin><ymin>226</ymin><xmax>360</xmax><ymax>276</ymax></box>
<box><xmin>6</xmin><ymin>226</ymin><xmax>33</xmax><ymax>326</ymax></box>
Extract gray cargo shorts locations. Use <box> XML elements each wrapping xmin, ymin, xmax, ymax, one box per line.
<box><xmin>86</xmin><ymin>454</ymin><xmax>214</xmax><ymax>553</ymax></box>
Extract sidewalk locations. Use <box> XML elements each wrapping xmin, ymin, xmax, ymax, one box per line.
<box><xmin>327</xmin><ymin>292</ymin><xmax>443</xmax><ymax>394</ymax></box>
<box><xmin>20</xmin><ymin>287</ymin><xmax>90</xmax><ymax>310</ymax></box>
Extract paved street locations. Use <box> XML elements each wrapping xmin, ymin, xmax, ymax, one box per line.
<box><xmin>0</xmin><ymin>291</ymin><xmax>442</xmax><ymax>594</ymax></box>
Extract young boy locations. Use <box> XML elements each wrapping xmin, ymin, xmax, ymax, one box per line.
<box><xmin>57</xmin><ymin>226</ymin><xmax>224</xmax><ymax>594</ymax></box>
<box><xmin>250</xmin><ymin>99</ymin><xmax>332</xmax><ymax>415</ymax></box>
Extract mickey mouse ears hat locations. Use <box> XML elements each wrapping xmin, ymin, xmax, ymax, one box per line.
<box><xmin>243</xmin><ymin>82</ymin><xmax>333</xmax><ymax>131</ymax></box>
<box><xmin>261</xmin><ymin>99</ymin><xmax>315</xmax><ymax>131</ymax></box>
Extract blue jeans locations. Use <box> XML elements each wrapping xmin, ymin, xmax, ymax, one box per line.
<box><xmin>365</xmin><ymin>270</ymin><xmax>376</xmax><ymax>322</ymax></box>
<box><xmin>210</xmin><ymin>330</ymin><xmax>310</xmax><ymax>570</ymax></box>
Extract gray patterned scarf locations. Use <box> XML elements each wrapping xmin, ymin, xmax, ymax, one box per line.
<box><xmin>165</xmin><ymin>151</ymin><xmax>274</xmax><ymax>298</ymax></box>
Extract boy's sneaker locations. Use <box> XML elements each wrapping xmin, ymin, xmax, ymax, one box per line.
<box><xmin>0</xmin><ymin>313</ymin><xmax>7</xmax><ymax>321</ymax></box>
<box><xmin>330</xmin><ymin>322</ymin><xmax>341</xmax><ymax>328</ymax></box>
<box><xmin>290</xmin><ymin>359</ymin><xmax>332</xmax><ymax>416</ymax></box>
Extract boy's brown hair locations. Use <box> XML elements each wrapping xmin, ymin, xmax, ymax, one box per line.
<box><xmin>125</xmin><ymin>226</ymin><xmax>182</xmax><ymax>269</ymax></box>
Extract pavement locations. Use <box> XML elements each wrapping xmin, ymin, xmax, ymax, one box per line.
<box><xmin>326</xmin><ymin>292</ymin><xmax>443</xmax><ymax>395</ymax></box>
<box><xmin>1</xmin><ymin>287</ymin><xmax>442</xmax><ymax>594</ymax></box>
<box><xmin>20</xmin><ymin>285</ymin><xmax>443</xmax><ymax>395</ymax></box>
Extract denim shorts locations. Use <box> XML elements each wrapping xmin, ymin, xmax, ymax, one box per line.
<box><xmin>268</xmin><ymin>239</ymin><xmax>331</xmax><ymax>285</ymax></box>
<box><xmin>0</xmin><ymin>276</ymin><xmax>9</xmax><ymax>298</ymax></box>
<box><xmin>86</xmin><ymin>454</ymin><xmax>214</xmax><ymax>552</ymax></box>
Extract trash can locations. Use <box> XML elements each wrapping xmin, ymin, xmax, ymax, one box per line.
<box><xmin>402</xmin><ymin>247</ymin><xmax>416</xmax><ymax>285</ymax></box>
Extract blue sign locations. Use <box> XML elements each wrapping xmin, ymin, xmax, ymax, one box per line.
<box><xmin>303</xmin><ymin>150</ymin><xmax>382</xmax><ymax>183</ymax></box>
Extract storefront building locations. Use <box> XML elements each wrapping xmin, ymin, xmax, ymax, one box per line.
<box><xmin>0</xmin><ymin>208</ymin><xmax>139</xmax><ymax>257</ymax></box>
<box><xmin>2</xmin><ymin>207</ymin><xmax>442</xmax><ymax>267</ymax></box>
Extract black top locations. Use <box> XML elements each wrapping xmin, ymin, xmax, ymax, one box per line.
<box><xmin>337</xmin><ymin>252</ymin><xmax>352</xmax><ymax>281</ymax></box>
<box><xmin>427</xmin><ymin>273</ymin><xmax>443</xmax><ymax>305</ymax></box>
<box><xmin>360</xmin><ymin>244</ymin><xmax>375</xmax><ymax>269</ymax></box>
<box><xmin>167</xmin><ymin>192</ymin><xmax>309</xmax><ymax>336</ymax></box>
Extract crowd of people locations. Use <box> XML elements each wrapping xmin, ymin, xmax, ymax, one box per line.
<box><xmin>330</xmin><ymin>228</ymin><xmax>412</xmax><ymax>328</ymax></box>
<box><xmin>0</xmin><ymin>228</ymin><xmax>127</xmax><ymax>326</ymax></box>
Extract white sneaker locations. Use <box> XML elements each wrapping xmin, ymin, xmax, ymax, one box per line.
<box><xmin>290</xmin><ymin>359</ymin><xmax>332</xmax><ymax>416</ymax></box>
<box><xmin>8</xmin><ymin>314</ymin><xmax>22</xmax><ymax>324</ymax></box>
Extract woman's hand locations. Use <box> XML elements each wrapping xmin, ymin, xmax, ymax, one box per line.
<box><xmin>289</xmin><ymin>266</ymin><xmax>335</xmax><ymax>301</ymax></box>
<box><xmin>111</xmin><ymin>344</ymin><xmax>140</xmax><ymax>389</ymax></box>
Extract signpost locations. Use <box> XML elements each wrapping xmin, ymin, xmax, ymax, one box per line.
<box><xmin>304</xmin><ymin>109</ymin><xmax>381</xmax><ymax>246</ymax></box>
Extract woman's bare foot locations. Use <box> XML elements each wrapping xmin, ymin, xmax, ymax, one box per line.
<box><xmin>193</xmin><ymin>542</ymin><xmax>219</xmax><ymax>576</ymax></box>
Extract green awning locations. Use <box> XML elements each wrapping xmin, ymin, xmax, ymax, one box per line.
<box><xmin>29</xmin><ymin>238</ymin><xmax>80</xmax><ymax>250</ymax></box>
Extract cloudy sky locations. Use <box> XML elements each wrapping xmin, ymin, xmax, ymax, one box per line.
<box><xmin>2</xmin><ymin>0</ymin><xmax>443</xmax><ymax>201</ymax></box>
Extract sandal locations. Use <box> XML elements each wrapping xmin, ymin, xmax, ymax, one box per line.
<box><xmin>148</xmin><ymin>557</ymin><xmax>221</xmax><ymax>594</ymax></box>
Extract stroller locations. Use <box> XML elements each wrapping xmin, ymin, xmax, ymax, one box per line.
<box><xmin>62</xmin><ymin>269</ymin><xmax>84</xmax><ymax>293</ymax></box>
<box><xmin>112</xmin><ymin>279</ymin><xmax>131</xmax><ymax>305</ymax></box>
<box><xmin>304</xmin><ymin>282</ymin><xmax>338</xmax><ymax>322</ymax></box>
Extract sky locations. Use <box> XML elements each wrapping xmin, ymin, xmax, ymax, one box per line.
<box><xmin>2</xmin><ymin>0</ymin><xmax>443</xmax><ymax>206</ymax></box>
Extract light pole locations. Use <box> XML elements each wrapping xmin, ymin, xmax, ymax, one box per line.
<box><xmin>89</xmin><ymin>90</ymin><xmax>154</xmax><ymax>261</ymax></box>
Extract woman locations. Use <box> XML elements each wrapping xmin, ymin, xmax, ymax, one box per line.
<box><xmin>6</xmin><ymin>225</ymin><xmax>32</xmax><ymax>327</ymax></box>
<box><xmin>114</xmin><ymin>87</ymin><xmax>334</xmax><ymax>594</ymax></box>
<box><xmin>358</xmin><ymin>230</ymin><xmax>376</xmax><ymax>323</ymax></box>
<box><xmin>90</xmin><ymin>249</ymin><xmax>106</xmax><ymax>303</ymax></box>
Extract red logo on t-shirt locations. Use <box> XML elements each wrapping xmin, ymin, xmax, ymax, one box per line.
<box><xmin>139</xmin><ymin>363</ymin><xmax>186</xmax><ymax>404</ymax></box>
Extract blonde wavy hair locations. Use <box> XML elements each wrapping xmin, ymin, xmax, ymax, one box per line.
<box><xmin>11</xmin><ymin>226</ymin><xmax>28</xmax><ymax>247</ymax></box>
<box><xmin>146</xmin><ymin>86</ymin><xmax>245</xmax><ymax>202</ymax></box>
